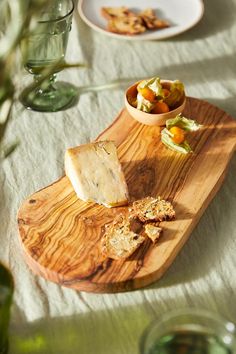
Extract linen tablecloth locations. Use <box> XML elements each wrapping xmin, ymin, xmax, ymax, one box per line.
<box><xmin>1</xmin><ymin>0</ymin><xmax>236</xmax><ymax>352</ymax></box>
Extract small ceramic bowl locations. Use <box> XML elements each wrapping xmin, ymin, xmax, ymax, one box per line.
<box><xmin>125</xmin><ymin>80</ymin><xmax>186</xmax><ymax>126</ymax></box>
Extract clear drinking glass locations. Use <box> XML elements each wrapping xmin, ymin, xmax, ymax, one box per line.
<box><xmin>20</xmin><ymin>0</ymin><xmax>77</xmax><ymax>112</ymax></box>
<box><xmin>140</xmin><ymin>308</ymin><xmax>236</xmax><ymax>354</ymax></box>
<box><xmin>0</xmin><ymin>263</ymin><xmax>14</xmax><ymax>354</ymax></box>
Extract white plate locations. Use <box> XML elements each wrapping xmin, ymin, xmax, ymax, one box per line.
<box><xmin>78</xmin><ymin>0</ymin><xmax>204</xmax><ymax>41</ymax></box>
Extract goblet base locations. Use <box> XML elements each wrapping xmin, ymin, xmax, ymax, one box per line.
<box><xmin>20</xmin><ymin>81</ymin><xmax>78</xmax><ymax>112</ymax></box>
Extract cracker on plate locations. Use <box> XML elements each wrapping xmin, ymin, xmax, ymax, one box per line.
<box><xmin>101</xmin><ymin>7</ymin><xmax>169</xmax><ymax>35</ymax></box>
<box><xmin>107</xmin><ymin>16</ymin><xmax>146</xmax><ymax>35</ymax></box>
<box><xmin>139</xmin><ymin>8</ymin><xmax>169</xmax><ymax>30</ymax></box>
<box><xmin>101</xmin><ymin>7</ymin><xmax>134</xmax><ymax>20</ymax></box>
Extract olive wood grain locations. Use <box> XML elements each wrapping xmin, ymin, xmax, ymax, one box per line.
<box><xmin>17</xmin><ymin>97</ymin><xmax>236</xmax><ymax>293</ymax></box>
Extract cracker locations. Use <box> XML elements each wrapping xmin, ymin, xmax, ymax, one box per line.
<box><xmin>107</xmin><ymin>16</ymin><xmax>146</xmax><ymax>35</ymax></box>
<box><xmin>139</xmin><ymin>8</ymin><xmax>169</xmax><ymax>30</ymax></box>
<box><xmin>144</xmin><ymin>223</ymin><xmax>162</xmax><ymax>243</ymax></box>
<box><xmin>130</xmin><ymin>196</ymin><xmax>175</xmax><ymax>223</ymax></box>
<box><xmin>101</xmin><ymin>214</ymin><xmax>145</xmax><ymax>260</ymax></box>
<box><xmin>101</xmin><ymin>7</ymin><xmax>134</xmax><ymax>20</ymax></box>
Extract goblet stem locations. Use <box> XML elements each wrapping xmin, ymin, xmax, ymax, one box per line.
<box><xmin>34</xmin><ymin>73</ymin><xmax>57</xmax><ymax>95</ymax></box>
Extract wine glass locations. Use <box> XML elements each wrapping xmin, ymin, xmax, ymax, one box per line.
<box><xmin>140</xmin><ymin>308</ymin><xmax>236</xmax><ymax>354</ymax></box>
<box><xmin>20</xmin><ymin>0</ymin><xmax>77</xmax><ymax>112</ymax></box>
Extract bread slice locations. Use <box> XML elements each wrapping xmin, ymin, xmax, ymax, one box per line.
<box><xmin>107</xmin><ymin>16</ymin><xmax>146</xmax><ymax>35</ymax></box>
<box><xmin>65</xmin><ymin>140</ymin><xmax>129</xmax><ymax>208</ymax></box>
<box><xmin>101</xmin><ymin>7</ymin><xmax>133</xmax><ymax>20</ymax></box>
<box><xmin>130</xmin><ymin>196</ymin><xmax>175</xmax><ymax>222</ymax></box>
<box><xmin>144</xmin><ymin>223</ymin><xmax>162</xmax><ymax>243</ymax></box>
<box><xmin>101</xmin><ymin>215</ymin><xmax>145</xmax><ymax>260</ymax></box>
<box><xmin>139</xmin><ymin>8</ymin><xmax>169</xmax><ymax>30</ymax></box>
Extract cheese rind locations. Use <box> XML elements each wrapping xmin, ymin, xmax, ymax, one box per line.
<box><xmin>65</xmin><ymin>141</ymin><xmax>129</xmax><ymax>208</ymax></box>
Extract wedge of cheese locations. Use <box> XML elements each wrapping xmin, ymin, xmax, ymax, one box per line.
<box><xmin>65</xmin><ymin>140</ymin><xmax>129</xmax><ymax>208</ymax></box>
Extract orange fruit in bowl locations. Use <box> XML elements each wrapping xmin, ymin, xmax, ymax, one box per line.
<box><xmin>151</xmin><ymin>101</ymin><xmax>170</xmax><ymax>114</ymax></box>
<box><xmin>137</xmin><ymin>86</ymin><xmax>156</xmax><ymax>102</ymax></box>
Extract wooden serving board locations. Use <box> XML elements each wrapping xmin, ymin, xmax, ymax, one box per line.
<box><xmin>17</xmin><ymin>98</ymin><xmax>236</xmax><ymax>293</ymax></box>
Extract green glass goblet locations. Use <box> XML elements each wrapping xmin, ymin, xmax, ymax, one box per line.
<box><xmin>20</xmin><ymin>0</ymin><xmax>77</xmax><ymax>112</ymax></box>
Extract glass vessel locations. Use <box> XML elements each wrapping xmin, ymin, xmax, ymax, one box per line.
<box><xmin>140</xmin><ymin>308</ymin><xmax>236</xmax><ymax>354</ymax></box>
<box><xmin>20</xmin><ymin>0</ymin><xmax>77</xmax><ymax>112</ymax></box>
<box><xmin>0</xmin><ymin>263</ymin><xmax>14</xmax><ymax>354</ymax></box>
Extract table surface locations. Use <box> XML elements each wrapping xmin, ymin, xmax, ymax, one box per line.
<box><xmin>1</xmin><ymin>0</ymin><xmax>236</xmax><ymax>353</ymax></box>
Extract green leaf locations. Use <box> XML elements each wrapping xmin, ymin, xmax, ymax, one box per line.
<box><xmin>166</xmin><ymin>114</ymin><xmax>202</xmax><ymax>132</ymax></box>
<box><xmin>1</xmin><ymin>140</ymin><xmax>19</xmax><ymax>159</ymax></box>
<box><xmin>0</xmin><ymin>98</ymin><xmax>13</xmax><ymax>146</ymax></box>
